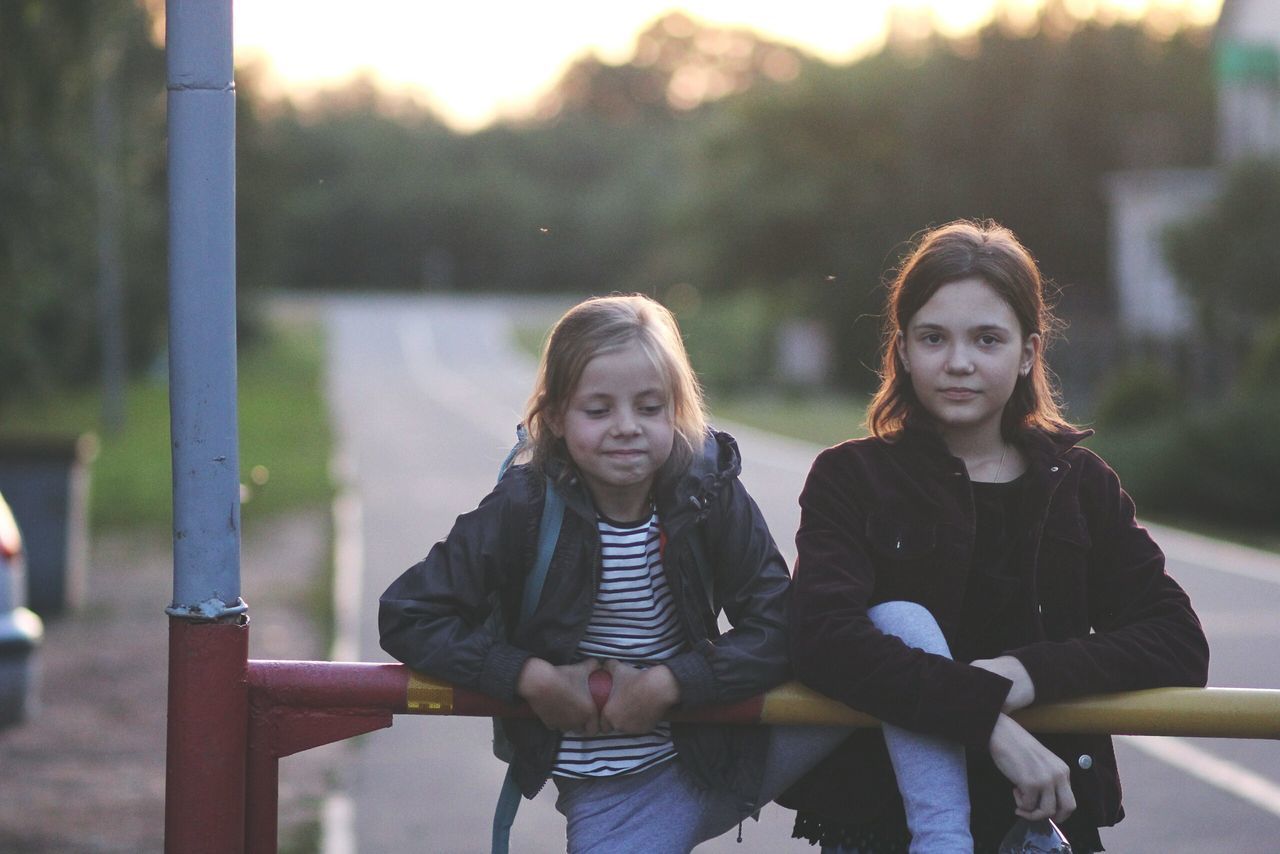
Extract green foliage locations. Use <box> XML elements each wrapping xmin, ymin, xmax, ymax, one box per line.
<box><xmin>0</xmin><ymin>321</ymin><xmax>332</xmax><ymax>530</ymax></box>
<box><xmin>1092</xmin><ymin>360</ymin><xmax>1184</xmax><ymax>428</ymax></box>
<box><xmin>1086</xmin><ymin>393</ymin><xmax>1280</xmax><ymax>531</ymax></box>
<box><xmin>0</xmin><ymin>1</ymin><xmax>168</xmax><ymax>406</ymax></box>
<box><xmin>235</xmin><ymin>14</ymin><xmax>1214</xmax><ymax>395</ymax></box>
<box><xmin>673</xmin><ymin>288</ymin><xmax>776</xmax><ymax>393</ymax></box>
<box><xmin>1241</xmin><ymin>314</ymin><xmax>1280</xmax><ymax>393</ymax></box>
<box><xmin>236</xmin><ymin>324</ymin><xmax>334</xmax><ymax>528</ymax></box>
<box><xmin>668</xmin><ymin>22</ymin><xmax>1213</xmax><ymax>390</ymax></box>
<box><xmin>709</xmin><ymin>393</ymin><xmax>868</xmax><ymax>448</ymax></box>
<box><xmin>1165</xmin><ymin>158</ymin><xmax>1280</xmax><ymax>320</ymax></box>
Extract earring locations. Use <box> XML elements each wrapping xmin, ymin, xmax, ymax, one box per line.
<box><xmin>1020</xmin><ymin>366</ymin><xmax>1030</xmax><ymax>377</ymax></box>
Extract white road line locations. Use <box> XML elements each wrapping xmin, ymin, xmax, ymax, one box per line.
<box><xmin>322</xmin><ymin>449</ymin><xmax>362</xmax><ymax>853</ymax></box>
<box><xmin>397</xmin><ymin>311</ymin><xmax>520</xmax><ymax>445</ymax></box>
<box><xmin>1121</xmin><ymin>735</ymin><xmax>1280</xmax><ymax>818</ymax></box>
<box><xmin>321</xmin><ymin>792</ymin><xmax>355</xmax><ymax>854</ymax></box>
<box><xmin>329</xmin><ymin>460</ymin><xmax>363</xmax><ymax>663</ymax></box>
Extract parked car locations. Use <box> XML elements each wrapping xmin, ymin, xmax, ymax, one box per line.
<box><xmin>0</xmin><ymin>489</ymin><xmax>42</xmax><ymax>728</ymax></box>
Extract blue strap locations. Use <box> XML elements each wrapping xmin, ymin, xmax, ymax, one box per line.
<box><xmin>491</xmin><ymin>765</ymin><xmax>522</xmax><ymax>854</ymax></box>
<box><xmin>524</xmin><ymin>479</ymin><xmax>563</xmax><ymax>622</ymax></box>
<box><xmin>496</xmin><ymin>424</ymin><xmax>529</xmax><ymax>481</ymax></box>
<box><xmin>492</xmin><ymin>427</ymin><xmax>564</xmax><ymax>854</ymax></box>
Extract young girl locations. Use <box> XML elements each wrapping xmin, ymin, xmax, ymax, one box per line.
<box><xmin>379</xmin><ymin>294</ymin><xmax>832</xmax><ymax>852</ymax></box>
<box><xmin>781</xmin><ymin>221</ymin><xmax>1209</xmax><ymax>853</ymax></box>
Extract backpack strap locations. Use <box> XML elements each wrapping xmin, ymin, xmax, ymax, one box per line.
<box><xmin>491</xmin><ymin>766</ymin><xmax>522</xmax><ymax>854</ymax></box>
<box><xmin>492</xmin><ymin>427</ymin><xmax>564</xmax><ymax>854</ymax></box>
<box><xmin>522</xmin><ymin>480</ymin><xmax>563</xmax><ymax>623</ymax></box>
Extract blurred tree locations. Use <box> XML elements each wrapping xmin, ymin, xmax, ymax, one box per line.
<box><xmin>232</xmin><ymin>10</ymin><xmax>1215</xmax><ymax>394</ymax></box>
<box><xmin>536</xmin><ymin>12</ymin><xmax>803</xmax><ymax>123</ymax></box>
<box><xmin>662</xmin><ymin>16</ymin><xmax>1214</xmax><ymax>389</ymax></box>
<box><xmin>1163</xmin><ymin>158</ymin><xmax>1280</xmax><ymax>392</ymax></box>
<box><xmin>1165</xmin><ymin>158</ymin><xmax>1280</xmax><ymax>320</ymax></box>
<box><xmin>0</xmin><ymin>0</ymin><xmax>166</xmax><ymax>409</ymax></box>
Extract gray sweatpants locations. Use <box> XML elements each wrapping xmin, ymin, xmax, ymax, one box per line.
<box><xmin>554</xmin><ymin>601</ymin><xmax>971</xmax><ymax>854</ymax></box>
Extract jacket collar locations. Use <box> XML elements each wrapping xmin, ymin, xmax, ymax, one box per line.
<box><xmin>896</xmin><ymin>417</ymin><xmax>1093</xmax><ymax>475</ymax></box>
<box><xmin>545</xmin><ymin>428</ymin><xmax>741</xmax><ymax>527</ymax></box>
<box><xmin>656</xmin><ymin>428</ymin><xmax>740</xmax><ymax>527</ymax></box>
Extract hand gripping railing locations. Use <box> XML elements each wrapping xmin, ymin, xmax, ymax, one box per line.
<box><xmin>243</xmin><ymin>659</ymin><xmax>1280</xmax><ymax>852</ymax></box>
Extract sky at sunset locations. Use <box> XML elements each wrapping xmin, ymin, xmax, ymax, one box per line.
<box><xmin>233</xmin><ymin>0</ymin><xmax>1223</xmax><ymax>130</ymax></box>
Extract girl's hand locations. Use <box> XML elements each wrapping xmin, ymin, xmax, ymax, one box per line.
<box><xmin>971</xmin><ymin>655</ymin><xmax>1036</xmax><ymax>711</ymax></box>
<box><xmin>598</xmin><ymin>660</ymin><xmax>680</xmax><ymax>735</ymax></box>
<box><xmin>516</xmin><ymin>657</ymin><xmax>602</xmax><ymax>734</ymax></box>
<box><xmin>989</xmin><ymin>714</ymin><xmax>1076</xmax><ymax>823</ymax></box>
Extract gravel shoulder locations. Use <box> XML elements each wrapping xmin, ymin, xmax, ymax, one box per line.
<box><xmin>0</xmin><ymin>510</ymin><xmax>335</xmax><ymax>853</ymax></box>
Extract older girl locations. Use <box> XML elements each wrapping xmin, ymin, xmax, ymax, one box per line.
<box><xmin>781</xmin><ymin>221</ymin><xmax>1209</xmax><ymax>853</ymax></box>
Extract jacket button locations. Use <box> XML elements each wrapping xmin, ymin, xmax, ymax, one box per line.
<box><xmin>1077</xmin><ymin>754</ymin><xmax>1093</xmax><ymax>770</ymax></box>
<box><xmin>1050</xmin><ymin>466</ymin><xmax>1059</xmax><ymax>473</ymax></box>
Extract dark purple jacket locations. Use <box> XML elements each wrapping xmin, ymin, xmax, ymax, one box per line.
<box><xmin>780</xmin><ymin>424</ymin><xmax>1209</xmax><ymax>839</ymax></box>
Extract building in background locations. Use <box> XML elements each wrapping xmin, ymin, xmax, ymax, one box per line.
<box><xmin>1106</xmin><ymin>0</ymin><xmax>1280</xmax><ymax>347</ymax></box>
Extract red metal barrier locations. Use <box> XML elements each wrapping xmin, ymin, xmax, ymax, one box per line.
<box><xmin>165</xmin><ymin>617</ymin><xmax>249</xmax><ymax>854</ymax></box>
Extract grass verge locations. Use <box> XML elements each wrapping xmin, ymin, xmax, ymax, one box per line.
<box><xmin>708</xmin><ymin>392</ymin><xmax>867</xmax><ymax>448</ymax></box>
<box><xmin>0</xmin><ymin>319</ymin><xmax>333</xmax><ymax>532</ymax></box>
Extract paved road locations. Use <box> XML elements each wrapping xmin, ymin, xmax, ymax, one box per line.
<box><xmin>323</xmin><ymin>294</ymin><xmax>1280</xmax><ymax>853</ymax></box>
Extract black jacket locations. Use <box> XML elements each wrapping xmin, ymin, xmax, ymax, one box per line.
<box><xmin>379</xmin><ymin>429</ymin><xmax>792</xmax><ymax>803</ymax></box>
<box><xmin>781</xmin><ymin>425</ymin><xmax>1210</xmax><ymax>846</ymax></box>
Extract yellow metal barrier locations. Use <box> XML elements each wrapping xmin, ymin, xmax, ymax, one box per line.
<box><xmin>758</xmin><ymin>683</ymin><xmax>1280</xmax><ymax>739</ymax></box>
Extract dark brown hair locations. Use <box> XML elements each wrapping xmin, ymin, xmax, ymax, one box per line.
<box><xmin>866</xmin><ymin>219</ymin><xmax>1071</xmax><ymax>439</ymax></box>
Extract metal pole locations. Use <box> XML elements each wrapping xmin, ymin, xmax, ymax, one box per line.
<box><xmin>164</xmin><ymin>1</ymin><xmax>247</xmax><ymax>851</ymax></box>
<box><xmin>165</xmin><ymin>2</ymin><xmax>241</xmax><ymax>613</ymax></box>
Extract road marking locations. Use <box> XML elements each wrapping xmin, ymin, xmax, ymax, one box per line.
<box><xmin>1121</xmin><ymin>735</ymin><xmax>1280</xmax><ymax>818</ymax></box>
<box><xmin>321</xmin><ymin>792</ymin><xmax>355</xmax><ymax>854</ymax></box>
<box><xmin>397</xmin><ymin>311</ymin><xmax>520</xmax><ymax>445</ymax></box>
<box><xmin>323</xmin><ymin>444</ymin><xmax>363</xmax><ymax>851</ymax></box>
<box><xmin>329</xmin><ymin>451</ymin><xmax>363</xmax><ymax>663</ymax></box>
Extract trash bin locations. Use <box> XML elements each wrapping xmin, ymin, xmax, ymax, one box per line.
<box><xmin>0</xmin><ymin>434</ymin><xmax>96</xmax><ymax>617</ymax></box>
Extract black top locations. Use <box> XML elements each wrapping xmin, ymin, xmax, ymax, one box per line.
<box><xmin>793</xmin><ymin>475</ymin><xmax>1102</xmax><ymax>853</ymax></box>
<box><xmin>955</xmin><ymin>476</ymin><xmax>1028</xmax><ymax>662</ymax></box>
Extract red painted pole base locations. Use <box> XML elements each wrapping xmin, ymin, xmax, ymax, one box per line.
<box><xmin>165</xmin><ymin>616</ymin><xmax>250</xmax><ymax>854</ymax></box>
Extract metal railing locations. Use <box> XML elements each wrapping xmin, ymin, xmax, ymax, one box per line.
<box><xmin>242</xmin><ymin>658</ymin><xmax>1280</xmax><ymax>853</ymax></box>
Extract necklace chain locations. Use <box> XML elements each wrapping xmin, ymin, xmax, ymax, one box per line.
<box><xmin>993</xmin><ymin>444</ymin><xmax>1008</xmax><ymax>483</ymax></box>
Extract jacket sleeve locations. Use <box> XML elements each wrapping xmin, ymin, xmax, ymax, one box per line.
<box><xmin>377</xmin><ymin>471</ymin><xmax>536</xmax><ymax>704</ymax></box>
<box><xmin>663</xmin><ymin>477</ymin><xmax>793</xmax><ymax>708</ymax></box>
<box><xmin>1007</xmin><ymin>451</ymin><xmax>1210</xmax><ymax>702</ymax></box>
<box><xmin>789</xmin><ymin>445</ymin><xmax>1013</xmax><ymax>749</ymax></box>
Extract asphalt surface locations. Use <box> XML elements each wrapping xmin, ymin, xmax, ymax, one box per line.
<box><xmin>323</xmin><ymin>293</ymin><xmax>1280</xmax><ymax>853</ymax></box>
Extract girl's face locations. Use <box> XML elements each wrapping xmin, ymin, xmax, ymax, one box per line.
<box><xmin>896</xmin><ymin>277</ymin><xmax>1040</xmax><ymax>446</ymax></box>
<box><xmin>553</xmin><ymin>341</ymin><xmax>675</xmax><ymax>521</ymax></box>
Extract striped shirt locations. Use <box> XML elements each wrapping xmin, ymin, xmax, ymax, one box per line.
<box><xmin>553</xmin><ymin>510</ymin><xmax>683</xmax><ymax>778</ymax></box>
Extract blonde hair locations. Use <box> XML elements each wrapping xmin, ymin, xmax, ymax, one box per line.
<box><xmin>523</xmin><ymin>294</ymin><xmax>707</xmax><ymax>478</ymax></box>
<box><xmin>866</xmin><ymin>219</ymin><xmax>1072</xmax><ymax>440</ymax></box>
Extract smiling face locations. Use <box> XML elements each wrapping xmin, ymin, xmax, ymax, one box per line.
<box><xmin>553</xmin><ymin>340</ymin><xmax>675</xmax><ymax>521</ymax></box>
<box><xmin>897</xmin><ymin>277</ymin><xmax>1040</xmax><ymax>448</ymax></box>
